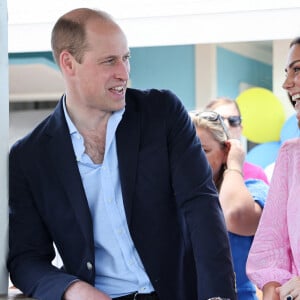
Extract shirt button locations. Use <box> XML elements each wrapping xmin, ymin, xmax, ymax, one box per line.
<box><xmin>86</xmin><ymin>261</ymin><xmax>93</xmax><ymax>270</ymax></box>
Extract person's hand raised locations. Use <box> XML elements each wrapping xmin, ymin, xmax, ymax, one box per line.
<box><xmin>226</xmin><ymin>139</ymin><xmax>245</xmax><ymax>170</ymax></box>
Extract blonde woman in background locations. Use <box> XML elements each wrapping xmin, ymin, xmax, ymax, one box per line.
<box><xmin>204</xmin><ymin>98</ymin><xmax>269</xmax><ymax>184</ymax></box>
<box><xmin>190</xmin><ymin>111</ymin><xmax>269</xmax><ymax>300</ymax></box>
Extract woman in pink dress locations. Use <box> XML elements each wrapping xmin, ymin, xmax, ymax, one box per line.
<box><xmin>246</xmin><ymin>36</ymin><xmax>300</xmax><ymax>300</ymax></box>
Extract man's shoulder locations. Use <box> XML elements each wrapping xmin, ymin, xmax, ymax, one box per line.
<box><xmin>126</xmin><ymin>87</ymin><xmax>177</xmax><ymax>101</ymax></box>
<box><xmin>125</xmin><ymin>88</ymin><xmax>183</xmax><ymax>113</ymax></box>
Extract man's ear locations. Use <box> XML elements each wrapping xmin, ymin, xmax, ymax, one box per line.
<box><xmin>60</xmin><ymin>51</ymin><xmax>76</xmax><ymax>75</ymax></box>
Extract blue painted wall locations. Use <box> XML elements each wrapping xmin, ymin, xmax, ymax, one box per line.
<box><xmin>9</xmin><ymin>45</ymin><xmax>273</xmax><ymax>111</ymax></box>
<box><xmin>10</xmin><ymin>46</ymin><xmax>196</xmax><ymax>110</ymax></box>
<box><xmin>217</xmin><ymin>47</ymin><xmax>272</xmax><ymax>99</ymax></box>
<box><xmin>9</xmin><ymin>52</ymin><xmax>55</xmax><ymax>66</ymax></box>
<box><xmin>130</xmin><ymin>45</ymin><xmax>195</xmax><ymax>111</ymax></box>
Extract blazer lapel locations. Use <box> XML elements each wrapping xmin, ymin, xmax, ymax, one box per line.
<box><xmin>43</xmin><ymin>96</ymin><xmax>139</xmax><ymax>238</ymax></box>
<box><xmin>116</xmin><ymin>100</ymin><xmax>140</xmax><ymax>226</ymax></box>
<box><xmin>44</xmin><ymin>100</ymin><xmax>94</xmax><ymax>246</ymax></box>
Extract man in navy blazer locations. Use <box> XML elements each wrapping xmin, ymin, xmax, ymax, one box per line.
<box><xmin>8</xmin><ymin>8</ymin><xmax>236</xmax><ymax>300</ymax></box>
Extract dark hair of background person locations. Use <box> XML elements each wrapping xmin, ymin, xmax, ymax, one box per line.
<box><xmin>288</xmin><ymin>37</ymin><xmax>300</xmax><ymax>108</ymax></box>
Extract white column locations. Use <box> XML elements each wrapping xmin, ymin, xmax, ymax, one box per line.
<box><xmin>195</xmin><ymin>44</ymin><xmax>217</xmax><ymax>109</ymax></box>
<box><xmin>0</xmin><ymin>0</ymin><xmax>9</xmax><ymax>294</ymax></box>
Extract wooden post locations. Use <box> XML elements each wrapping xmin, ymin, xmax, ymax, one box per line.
<box><xmin>0</xmin><ymin>0</ymin><xmax>9</xmax><ymax>294</ymax></box>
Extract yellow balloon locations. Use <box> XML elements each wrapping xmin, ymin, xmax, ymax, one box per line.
<box><xmin>236</xmin><ymin>87</ymin><xmax>285</xmax><ymax>143</ymax></box>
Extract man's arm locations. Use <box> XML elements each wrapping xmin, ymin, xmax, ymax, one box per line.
<box><xmin>166</xmin><ymin>94</ymin><xmax>237</xmax><ymax>300</ymax></box>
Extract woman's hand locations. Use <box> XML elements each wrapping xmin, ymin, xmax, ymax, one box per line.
<box><xmin>276</xmin><ymin>277</ymin><xmax>300</xmax><ymax>300</ymax></box>
<box><xmin>226</xmin><ymin>139</ymin><xmax>245</xmax><ymax>170</ymax></box>
<box><xmin>262</xmin><ymin>281</ymin><xmax>281</xmax><ymax>300</ymax></box>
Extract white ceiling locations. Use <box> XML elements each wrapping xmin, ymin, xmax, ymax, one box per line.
<box><xmin>7</xmin><ymin>0</ymin><xmax>300</xmax><ymax>52</ymax></box>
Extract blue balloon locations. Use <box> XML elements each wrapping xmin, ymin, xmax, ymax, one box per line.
<box><xmin>246</xmin><ymin>141</ymin><xmax>281</xmax><ymax>169</ymax></box>
<box><xmin>280</xmin><ymin>114</ymin><xmax>300</xmax><ymax>143</ymax></box>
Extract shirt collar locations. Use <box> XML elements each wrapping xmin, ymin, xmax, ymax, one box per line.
<box><xmin>62</xmin><ymin>94</ymin><xmax>125</xmax><ymax>136</ymax></box>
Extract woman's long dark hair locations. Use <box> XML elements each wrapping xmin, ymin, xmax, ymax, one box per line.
<box><xmin>287</xmin><ymin>37</ymin><xmax>300</xmax><ymax>108</ymax></box>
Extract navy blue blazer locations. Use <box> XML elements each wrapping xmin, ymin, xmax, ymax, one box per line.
<box><xmin>8</xmin><ymin>88</ymin><xmax>236</xmax><ymax>300</ymax></box>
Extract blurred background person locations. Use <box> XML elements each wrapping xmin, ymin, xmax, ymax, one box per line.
<box><xmin>190</xmin><ymin>110</ymin><xmax>269</xmax><ymax>300</ymax></box>
<box><xmin>205</xmin><ymin>98</ymin><xmax>269</xmax><ymax>184</ymax></box>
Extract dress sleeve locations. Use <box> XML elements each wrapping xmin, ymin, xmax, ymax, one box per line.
<box><xmin>246</xmin><ymin>143</ymin><xmax>293</xmax><ymax>289</ymax></box>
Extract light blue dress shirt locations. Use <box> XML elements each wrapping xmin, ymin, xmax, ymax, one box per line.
<box><xmin>63</xmin><ymin>99</ymin><xmax>154</xmax><ymax>298</ymax></box>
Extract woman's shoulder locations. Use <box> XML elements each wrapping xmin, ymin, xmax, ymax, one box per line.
<box><xmin>277</xmin><ymin>138</ymin><xmax>300</xmax><ymax>164</ymax></box>
<box><xmin>281</xmin><ymin>137</ymin><xmax>300</xmax><ymax>151</ymax></box>
<box><xmin>244</xmin><ymin>178</ymin><xmax>269</xmax><ymax>207</ymax></box>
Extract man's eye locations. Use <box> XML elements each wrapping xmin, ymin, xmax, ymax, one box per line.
<box><xmin>104</xmin><ymin>58</ymin><xmax>115</xmax><ymax>64</ymax></box>
<box><xmin>123</xmin><ymin>54</ymin><xmax>131</xmax><ymax>61</ymax></box>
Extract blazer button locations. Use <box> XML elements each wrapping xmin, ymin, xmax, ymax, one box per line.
<box><xmin>86</xmin><ymin>261</ymin><xmax>93</xmax><ymax>271</ymax></box>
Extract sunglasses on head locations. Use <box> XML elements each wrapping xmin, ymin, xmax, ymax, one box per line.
<box><xmin>221</xmin><ymin>116</ymin><xmax>242</xmax><ymax>127</ymax></box>
<box><xmin>190</xmin><ymin>110</ymin><xmax>230</xmax><ymax>139</ymax></box>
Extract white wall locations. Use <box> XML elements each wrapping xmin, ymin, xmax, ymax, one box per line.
<box><xmin>0</xmin><ymin>0</ymin><xmax>9</xmax><ymax>293</ymax></box>
<box><xmin>9</xmin><ymin>109</ymin><xmax>53</xmax><ymax>147</ymax></box>
<box><xmin>195</xmin><ymin>44</ymin><xmax>217</xmax><ymax>109</ymax></box>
